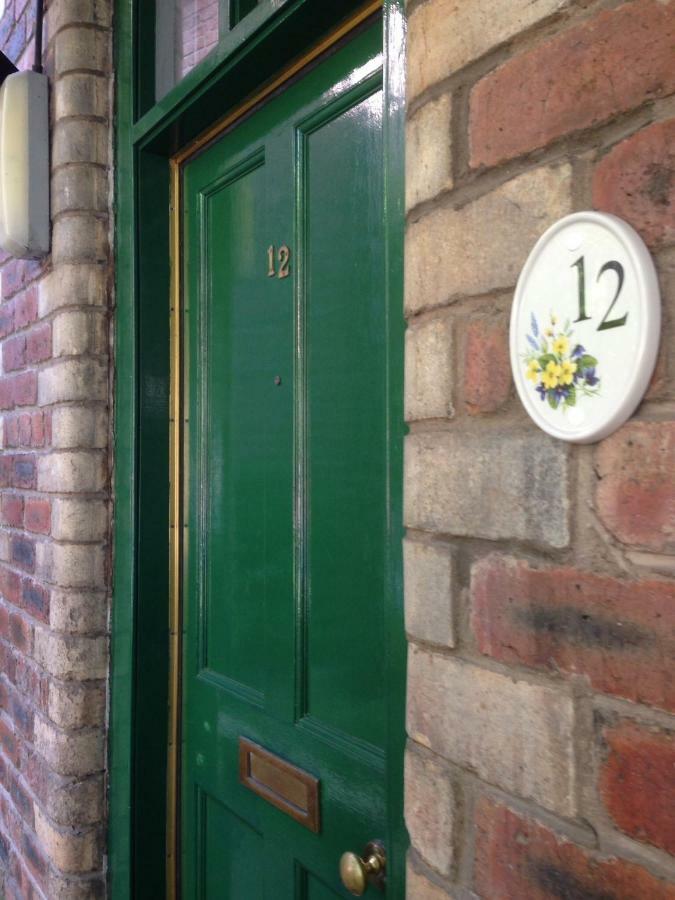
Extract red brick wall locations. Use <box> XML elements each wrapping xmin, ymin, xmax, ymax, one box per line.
<box><xmin>0</xmin><ymin>1</ymin><xmax>112</xmax><ymax>897</ymax></box>
<box><xmin>405</xmin><ymin>0</ymin><xmax>675</xmax><ymax>896</ymax></box>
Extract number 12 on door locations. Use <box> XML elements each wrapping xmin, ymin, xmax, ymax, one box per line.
<box><xmin>267</xmin><ymin>244</ymin><xmax>291</xmax><ymax>279</ymax></box>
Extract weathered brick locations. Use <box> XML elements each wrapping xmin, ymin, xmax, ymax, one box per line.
<box><xmin>595</xmin><ymin>421</ymin><xmax>675</xmax><ymax>553</ymax></box>
<box><xmin>474</xmin><ymin>796</ymin><xmax>675</xmax><ymax>900</ymax></box>
<box><xmin>51</xmin><ymin>119</ymin><xmax>109</xmax><ymax>168</ymax></box>
<box><xmin>33</xmin><ymin>629</ymin><xmax>107</xmax><ymax>680</ymax></box>
<box><xmin>52</xmin><ymin>216</ymin><xmax>108</xmax><ymax>266</ymax></box>
<box><xmin>404</xmin><ymin>538</ymin><xmax>455</xmax><ymax>648</ymax></box>
<box><xmin>47</xmin><ymin>679</ymin><xmax>105</xmax><ymax>730</ymax></box>
<box><xmin>52</xmin><ymin>310</ymin><xmax>107</xmax><ymax>358</ymax></box>
<box><xmin>37</xmin><ymin>358</ymin><xmax>107</xmax><ymax>405</ymax></box>
<box><xmin>49</xmin><ymin>406</ymin><xmax>107</xmax><ymax>449</ymax></box>
<box><xmin>405</xmin><ymin>315</ymin><xmax>454</xmax><ymax>421</ymax></box>
<box><xmin>21</xmin><ymin>580</ymin><xmax>49</xmax><ymax>622</ymax></box>
<box><xmin>1</xmin><ymin>495</ymin><xmax>24</xmax><ymax>529</ymax></box>
<box><xmin>34</xmin><ymin>808</ymin><xmax>99</xmax><ymax>874</ymax></box>
<box><xmin>38</xmin><ymin>265</ymin><xmax>107</xmax><ymax>317</ymax></box>
<box><xmin>471</xmin><ymin>555</ymin><xmax>675</xmax><ymax>713</ymax></box>
<box><xmin>37</xmin><ymin>451</ymin><xmax>105</xmax><ymax>493</ymax></box>
<box><xmin>599</xmin><ymin>719</ymin><xmax>675</xmax><ymax>857</ymax></box>
<box><xmin>407</xmin><ymin>0</ymin><xmax>570</xmax><ymax>101</ymax></box>
<box><xmin>405</xmin><ymin>164</ymin><xmax>573</xmax><ymax>312</ymax></box>
<box><xmin>33</xmin><ymin>718</ymin><xmax>104</xmax><ymax>778</ymax></box>
<box><xmin>13</xmin><ymin>288</ymin><xmax>38</xmax><ymax>329</ymax></box>
<box><xmin>594</xmin><ymin>118</ymin><xmax>675</xmax><ymax>250</ymax></box>
<box><xmin>48</xmin><ymin>589</ymin><xmax>107</xmax><ymax>635</ymax></box>
<box><xmin>406</xmin><ymin>95</ymin><xmax>452</xmax><ymax>209</ymax></box>
<box><xmin>407</xmin><ymin>646</ymin><xmax>577</xmax><ymax>815</ymax></box>
<box><xmin>54</xmin><ymin>73</ymin><xmax>108</xmax><ymax>120</ymax></box>
<box><xmin>53</xmin><ymin>25</ymin><xmax>110</xmax><ymax>74</ymax></box>
<box><xmin>462</xmin><ymin>317</ymin><xmax>511</xmax><ymax>415</ymax></box>
<box><xmin>405</xmin><ymin>429</ymin><xmax>569</xmax><ymax>548</ymax></box>
<box><xmin>10</xmin><ymin>536</ymin><xmax>35</xmax><ymax>573</ymax></box>
<box><xmin>2</xmin><ymin>335</ymin><xmax>26</xmax><ymax>372</ymax></box>
<box><xmin>51</xmin><ymin>498</ymin><xmax>106</xmax><ymax>542</ymax></box>
<box><xmin>35</xmin><ymin>542</ymin><xmax>105</xmax><ymax>590</ymax></box>
<box><xmin>407</xmin><ymin>859</ymin><xmax>455</xmax><ymax>900</ymax></box>
<box><xmin>23</xmin><ymin>500</ymin><xmax>50</xmax><ymax>536</ymax></box>
<box><xmin>25</xmin><ymin>323</ymin><xmax>51</xmax><ymax>365</ymax></box>
<box><xmin>470</xmin><ymin>0</ymin><xmax>675</xmax><ymax>168</ymax></box>
<box><xmin>405</xmin><ymin>747</ymin><xmax>455</xmax><ymax>876</ymax></box>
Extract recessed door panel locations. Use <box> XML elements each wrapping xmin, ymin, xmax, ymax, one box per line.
<box><xmin>301</xmin><ymin>84</ymin><xmax>386</xmax><ymax>751</ymax></box>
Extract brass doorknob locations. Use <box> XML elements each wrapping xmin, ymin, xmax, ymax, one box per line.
<box><xmin>339</xmin><ymin>841</ymin><xmax>386</xmax><ymax>895</ymax></box>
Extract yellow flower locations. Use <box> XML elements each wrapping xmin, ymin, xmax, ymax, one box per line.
<box><xmin>541</xmin><ymin>361</ymin><xmax>561</xmax><ymax>389</ymax></box>
<box><xmin>526</xmin><ymin>360</ymin><xmax>541</xmax><ymax>382</ymax></box>
<box><xmin>560</xmin><ymin>360</ymin><xmax>577</xmax><ymax>385</ymax></box>
<box><xmin>553</xmin><ymin>335</ymin><xmax>569</xmax><ymax>356</ymax></box>
<box><xmin>544</xmin><ymin>328</ymin><xmax>553</xmax><ymax>337</ymax></box>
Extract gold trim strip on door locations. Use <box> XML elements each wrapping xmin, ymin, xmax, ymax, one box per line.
<box><xmin>166</xmin><ymin>3</ymin><xmax>382</xmax><ymax>896</ymax></box>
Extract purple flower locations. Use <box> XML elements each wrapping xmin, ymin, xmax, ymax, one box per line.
<box><xmin>584</xmin><ymin>367</ymin><xmax>599</xmax><ymax>387</ymax></box>
<box><xmin>531</xmin><ymin>313</ymin><xmax>539</xmax><ymax>338</ymax></box>
<box><xmin>572</xmin><ymin>344</ymin><xmax>585</xmax><ymax>359</ymax></box>
<box><xmin>536</xmin><ymin>384</ymin><xmax>547</xmax><ymax>401</ymax></box>
<box><xmin>527</xmin><ymin>334</ymin><xmax>539</xmax><ymax>351</ymax></box>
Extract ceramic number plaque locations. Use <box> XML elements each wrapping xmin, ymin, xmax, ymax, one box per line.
<box><xmin>510</xmin><ymin>212</ymin><xmax>661</xmax><ymax>443</ymax></box>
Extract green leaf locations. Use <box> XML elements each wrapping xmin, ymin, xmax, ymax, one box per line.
<box><xmin>547</xmin><ymin>392</ymin><xmax>559</xmax><ymax>410</ymax></box>
<box><xmin>564</xmin><ymin>386</ymin><xmax>577</xmax><ymax>408</ymax></box>
<box><xmin>578</xmin><ymin>354</ymin><xmax>598</xmax><ymax>369</ymax></box>
<box><xmin>539</xmin><ymin>353</ymin><xmax>556</xmax><ymax>368</ymax></box>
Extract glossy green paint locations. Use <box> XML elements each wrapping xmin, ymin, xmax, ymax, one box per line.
<box><xmin>182</xmin><ymin>26</ymin><xmax>392</xmax><ymax>896</ymax></box>
<box><xmin>110</xmin><ymin>3</ymin><xmax>406</xmax><ymax>898</ymax></box>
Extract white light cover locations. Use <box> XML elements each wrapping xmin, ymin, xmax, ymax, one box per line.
<box><xmin>0</xmin><ymin>70</ymin><xmax>50</xmax><ymax>258</ymax></box>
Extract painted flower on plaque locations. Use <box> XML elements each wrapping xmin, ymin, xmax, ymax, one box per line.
<box><xmin>523</xmin><ymin>312</ymin><xmax>601</xmax><ymax>411</ymax></box>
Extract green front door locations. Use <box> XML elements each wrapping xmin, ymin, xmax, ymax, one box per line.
<box><xmin>180</xmin><ymin>20</ymin><xmax>402</xmax><ymax>898</ymax></box>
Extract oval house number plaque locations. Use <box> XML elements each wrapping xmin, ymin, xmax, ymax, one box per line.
<box><xmin>510</xmin><ymin>212</ymin><xmax>661</xmax><ymax>443</ymax></box>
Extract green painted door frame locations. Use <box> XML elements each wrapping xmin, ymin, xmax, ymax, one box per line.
<box><xmin>110</xmin><ymin>2</ymin><xmax>407</xmax><ymax>897</ymax></box>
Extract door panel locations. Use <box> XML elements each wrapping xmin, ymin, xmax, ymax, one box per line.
<box><xmin>181</xmin><ymin>22</ymin><xmax>395</xmax><ymax>898</ymax></box>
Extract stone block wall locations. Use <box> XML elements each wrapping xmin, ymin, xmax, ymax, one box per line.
<box><xmin>404</xmin><ymin>0</ymin><xmax>675</xmax><ymax>897</ymax></box>
<box><xmin>0</xmin><ymin>1</ymin><xmax>112</xmax><ymax>897</ymax></box>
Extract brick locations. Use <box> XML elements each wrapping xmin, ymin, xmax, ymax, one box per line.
<box><xmin>10</xmin><ymin>536</ymin><xmax>34</xmax><ymax>573</ymax></box>
<box><xmin>37</xmin><ymin>451</ymin><xmax>105</xmax><ymax>493</ymax></box>
<box><xmin>0</xmin><ymin>373</ymin><xmax>37</xmax><ymax>410</ymax></box>
<box><xmin>33</xmin><ymin>629</ymin><xmax>107</xmax><ymax>681</ymax></box>
<box><xmin>405</xmin><ymin>164</ymin><xmax>573</xmax><ymax>312</ymax></box>
<box><xmin>405</xmin><ymin>429</ymin><xmax>569</xmax><ymax>548</ymax></box>
<box><xmin>38</xmin><ymin>265</ymin><xmax>107</xmax><ymax>317</ymax></box>
<box><xmin>21</xmin><ymin>580</ymin><xmax>49</xmax><ymax>622</ymax></box>
<box><xmin>38</xmin><ymin>358</ymin><xmax>107</xmax><ymax>405</ymax></box>
<box><xmin>407</xmin><ymin>860</ymin><xmax>454</xmax><ymax>900</ymax></box>
<box><xmin>406</xmin><ymin>95</ymin><xmax>452</xmax><ymax>209</ymax></box>
<box><xmin>48</xmin><ymin>589</ymin><xmax>106</xmax><ymax>635</ymax></box>
<box><xmin>12</xmin><ymin>456</ymin><xmax>35</xmax><ymax>490</ymax></box>
<box><xmin>474</xmin><ymin>796</ymin><xmax>675</xmax><ymax>900</ymax></box>
<box><xmin>54</xmin><ymin>73</ymin><xmax>108</xmax><ymax>120</ymax></box>
<box><xmin>0</xmin><ymin>566</ymin><xmax>22</xmax><ymax>606</ymax></box>
<box><xmin>25</xmin><ymin>323</ymin><xmax>51</xmax><ymax>365</ymax></box>
<box><xmin>13</xmin><ymin>288</ymin><xmax>37</xmax><ymax>329</ymax></box>
<box><xmin>595</xmin><ymin>421</ymin><xmax>675</xmax><ymax>553</ymax></box>
<box><xmin>47</xmin><ymin>679</ymin><xmax>105</xmax><ymax>729</ymax></box>
<box><xmin>407</xmin><ymin>646</ymin><xmax>577</xmax><ymax>815</ymax></box>
<box><xmin>24</xmin><ymin>499</ymin><xmax>50</xmax><ymax>535</ymax></box>
<box><xmin>407</xmin><ymin>0</ymin><xmax>570</xmax><ymax>101</ymax></box>
<box><xmin>53</xmin><ymin>26</ymin><xmax>110</xmax><ymax>74</ymax></box>
<box><xmin>470</xmin><ymin>1</ymin><xmax>675</xmax><ymax>169</ymax></box>
<box><xmin>404</xmin><ymin>538</ymin><xmax>455</xmax><ymax>648</ymax></box>
<box><xmin>52</xmin><ymin>310</ymin><xmax>107</xmax><ymax>358</ymax></box>
<box><xmin>52</xmin><ymin>215</ymin><xmax>108</xmax><ymax>265</ymax></box>
<box><xmin>405</xmin><ymin>315</ymin><xmax>454</xmax><ymax>420</ymax></box>
<box><xmin>49</xmin><ymin>406</ymin><xmax>107</xmax><ymax>449</ymax></box>
<box><xmin>8</xmin><ymin>612</ymin><xmax>32</xmax><ymax>653</ymax></box>
<box><xmin>46</xmin><ymin>0</ymin><xmax>112</xmax><ymax>34</ymax></box>
<box><xmin>1</xmin><ymin>495</ymin><xmax>24</xmax><ymax>528</ymax></box>
<box><xmin>50</xmin><ymin>498</ymin><xmax>106</xmax><ymax>542</ymax></box>
<box><xmin>34</xmin><ymin>808</ymin><xmax>99</xmax><ymax>874</ymax></box>
<box><xmin>2</xmin><ymin>335</ymin><xmax>26</xmax><ymax>372</ymax></box>
<box><xmin>471</xmin><ymin>555</ymin><xmax>675</xmax><ymax>713</ymax></box>
<box><xmin>27</xmin><ymin>757</ymin><xmax>103</xmax><ymax>827</ymax></box>
<box><xmin>35</xmin><ymin>542</ymin><xmax>105</xmax><ymax>590</ymax></box>
<box><xmin>52</xmin><ymin>119</ymin><xmax>109</xmax><ymax>168</ymax></box>
<box><xmin>52</xmin><ymin>166</ymin><xmax>109</xmax><ymax>218</ymax></box>
<box><xmin>462</xmin><ymin>317</ymin><xmax>511</xmax><ymax>415</ymax></box>
<box><xmin>33</xmin><ymin>718</ymin><xmax>103</xmax><ymax>777</ymax></box>
<box><xmin>594</xmin><ymin>119</ymin><xmax>675</xmax><ymax>250</ymax></box>
<box><xmin>599</xmin><ymin>719</ymin><xmax>675</xmax><ymax>857</ymax></box>
<box><xmin>405</xmin><ymin>747</ymin><xmax>455</xmax><ymax>876</ymax></box>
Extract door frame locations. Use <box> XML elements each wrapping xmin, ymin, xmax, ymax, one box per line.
<box><xmin>110</xmin><ymin>2</ymin><xmax>407</xmax><ymax>897</ymax></box>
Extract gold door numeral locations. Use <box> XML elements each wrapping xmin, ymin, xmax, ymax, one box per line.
<box><xmin>267</xmin><ymin>244</ymin><xmax>291</xmax><ymax>279</ymax></box>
